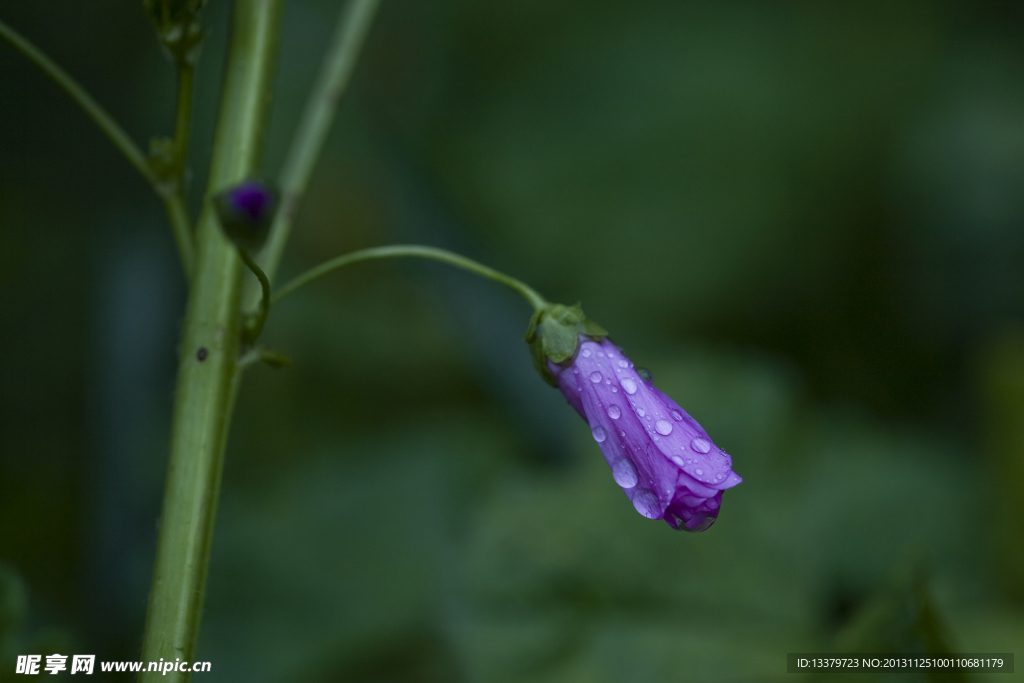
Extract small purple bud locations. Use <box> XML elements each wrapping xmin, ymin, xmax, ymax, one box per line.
<box><xmin>229</xmin><ymin>182</ymin><xmax>273</xmax><ymax>222</ymax></box>
<box><xmin>549</xmin><ymin>336</ymin><xmax>742</xmax><ymax>532</ymax></box>
<box><xmin>213</xmin><ymin>180</ymin><xmax>278</xmax><ymax>251</ymax></box>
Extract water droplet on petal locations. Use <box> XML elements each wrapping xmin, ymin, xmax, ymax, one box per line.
<box><xmin>607</xmin><ymin>405</ymin><xmax>621</xmax><ymax>419</ymax></box>
<box><xmin>621</xmin><ymin>378</ymin><xmax>637</xmax><ymax>394</ymax></box>
<box><xmin>636</xmin><ymin>407</ymin><xmax>645</xmax><ymax>417</ymax></box>
<box><xmin>636</xmin><ymin>367</ymin><xmax>653</xmax><ymax>382</ymax></box>
<box><xmin>671</xmin><ymin>455</ymin><xmax>685</xmax><ymax>466</ymax></box>
<box><xmin>670</xmin><ymin>410</ymin><xmax>683</xmax><ymax>421</ymax></box>
<box><xmin>696</xmin><ymin>469</ymin><xmax>703</xmax><ymax>476</ymax></box>
<box><xmin>581</xmin><ymin>348</ymin><xmax>591</xmax><ymax>357</ymax></box>
<box><xmin>618</xmin><ymin>360</ymin><xmax>629</xmax><ymax>368</ymax></box>
<box><xmin>620</xmin><ymin>431</ymin><xmax>626</xmax><ymax>437</ymax></box>
<box><xmin>691</xmin><ymin>437</ymin><xmax>711</xmax><ymax>454</ymax></box>
<box><xmin>590</xmin><ymin>371</ymin><xmax>602</xmax><ymax>383</ymax></box>
<box><xmin>632</xmin><ymin>489</ymin><xmax>660</xmax><ymax>518</ymax></box>
<box><xmin>612</xmin><ymin>459</ymin><xmax>638</xmax><ymax>488</ymax></box>
<box><xmin>611</xmin><ymin>387</ymin><xmax>617</xmax><ymax>392</ymax></box>
<box><xmin>707</xmin><ymin>497</ymin><xmax>720</xmax><ymax>510</ymax></box>
<box><xmin>592</xmin><ymin>426</ymin><xmax>607</xmax><ymax>443</ymax></box>
<box><xmin>655</xmin><ymin>419</ymin><xmax>673</xmax><ymax>435</ymax></box>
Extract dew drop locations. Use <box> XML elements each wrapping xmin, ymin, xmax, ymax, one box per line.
<box><xmin>691</xmin><ymin>437</ymin><xmax>711</xmax><ymax>454</ymax></box>
<box><xmin>621</xmin><ymin>378</ymin><xmax>638</xmax><ymax>394</ymax></box>
<box><xmin>581</xmin><ymin>348</ymin><xmax>592</xmax><ymax>357</ymax></box>
<box><xmin>590</xmin><ymin>371</ymin><xmax>602</xmax><ymax>383</ymax></box>
<box><xmin>655</xmin><ymin>419</ymin><xmax>673</xmax><ymax>435</ymax></box>
<box><xmin>636</xmin><ymin>407</ymin><xmax>646</xmax><ymax>417</ymax></box>
<box><xmin>696</xmin><ymin>469</ymin><xmax>703</xmax><ymax>476</ymax></box>
<box><xmin>592</xmin><ymin>426</ymin><xmax>607</xmax><ymax>443</ymax></box>
<box><xmin>607</xmin><ymin>405</ymin><xmax>621</xmax><ymax>419</ymax></box>
<box><xmin>636</xmin><ymin>367</ymin><xmax>653</xmax><ymax>382</ymax></box>
<box><xmin>670</xmin><ymin>410</ymin><xmax>683</xmax><ymax>421</ymax></box>
<box><xmin>632</xmin><ymin>489</ymin><xmax>661</xmax><ymax>519</ymax></box>
<box><xmin>671</xmin><ymin>455</ymin><xmax>685</xmax><ymax>466</ymax></box>
<box><xmin>612</xmin><ymin>459</ymin><xmax>638</xmax><ymax>488</ymax></box>
<box><xmin>611</xmin><ymin>387</ymin><xmax>618</xmax><ymax>392</ymax></box>
<box><xmin>707</xmin><ymin>497</ymin><xmax>720</xmax><ymax>510</ymax></box>
<box><xmin>618</xmin><ymin>360</ymin><xmax>629</xmax><ymax>368</ymax></box>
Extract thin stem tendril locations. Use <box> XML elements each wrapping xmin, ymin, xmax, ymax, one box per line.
<box><xmin>272</xmin><ymin>245</ymin><xmax>548</xmax><ymax>312</ymax></box>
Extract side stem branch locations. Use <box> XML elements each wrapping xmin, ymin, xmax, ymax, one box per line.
<box><xmin>0</xmin><ymin>18</ymin><xmax>196</xmax><ymax>278</ymax></box>
<box><xmin>249</xmin><ymin>0</ymin><xmax>381</xmax><ymax>310</ymax></box>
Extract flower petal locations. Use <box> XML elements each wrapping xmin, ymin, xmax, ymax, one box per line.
<box><xmin>549</xmin><ymin>336</ymin><xmax>741</xmax><ymax>530</ymax></box>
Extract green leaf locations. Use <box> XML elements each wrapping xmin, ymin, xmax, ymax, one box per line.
<box><xmin>257</xmin><ymin>348</ymin><xmax>292</xmax><ymax>369</ymax></box>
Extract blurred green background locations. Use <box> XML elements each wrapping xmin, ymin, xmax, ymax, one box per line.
<box><xmin>2</xmin><ymin>0</ymin><xmax>1024</xmax><ymax>681</ymax></box>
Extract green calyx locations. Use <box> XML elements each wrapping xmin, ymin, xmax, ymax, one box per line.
<box><xmin>144</xmin><ymin>0</ymin><xmax>207</xmax><ymax>66</ymax></box>
<box><xmin>525</xmin><ymin>302</ymin><xmax>608</xmax><ymax>386</ymax></box>
<box><xmin>212</xmin><ymin>182</ymin><xmax>278</xmax><ymax>252</ymax></box>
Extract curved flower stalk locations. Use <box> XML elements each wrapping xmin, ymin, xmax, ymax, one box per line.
<box><xmin>214</xmin><ymin>179</ymin><xmax>279</xmax><ymax>345</ymax></box>
<box><xmin>527</xmin><ymin>304</ymin><xmax>741</xmax><ymax>531</ymax></box>
<box><xmin>269</xmin><ymin>253</ymin><xmax>743</xmax><ymax>531</ymax></box>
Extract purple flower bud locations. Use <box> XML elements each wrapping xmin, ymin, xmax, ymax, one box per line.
<box><xmin>213</xmin><ymin>180</ymin><xmax>278</xmax><ymax>251</ymax></box>
<box><xmin>549</xmin><ymin>336</ymin><xmax>742</xmax><ymax>532</ymax></box>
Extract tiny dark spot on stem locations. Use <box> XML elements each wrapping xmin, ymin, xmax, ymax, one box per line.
<box><xmin>196</xmin><ymin>347</ymin><xmax>209</xmax><ymax>362</ymax></box>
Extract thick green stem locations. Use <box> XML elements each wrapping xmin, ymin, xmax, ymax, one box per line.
<box><xmin>0</xmin><ymin>17</ymin><xmax>196</xmax><ymax>279</ymax></box>
<box><xmin>248</xmin><ymin>0</ymin><xmax>381</xmax><ymax>312</ymax></box>
<box><xmin>272</xmin><ymin>244</ymin><xmax>549</xmax><ymax>311</ymax></box>
<box><xmin>138</xmin><ymin>2</ymin><xmax>283</xmax><ymax>681</ymax></box>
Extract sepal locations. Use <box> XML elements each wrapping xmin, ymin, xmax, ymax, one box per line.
<box><xmin>525</xmin><ymin>302</ymin><xmax>608</xmax><ymax>386</ymax></box>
